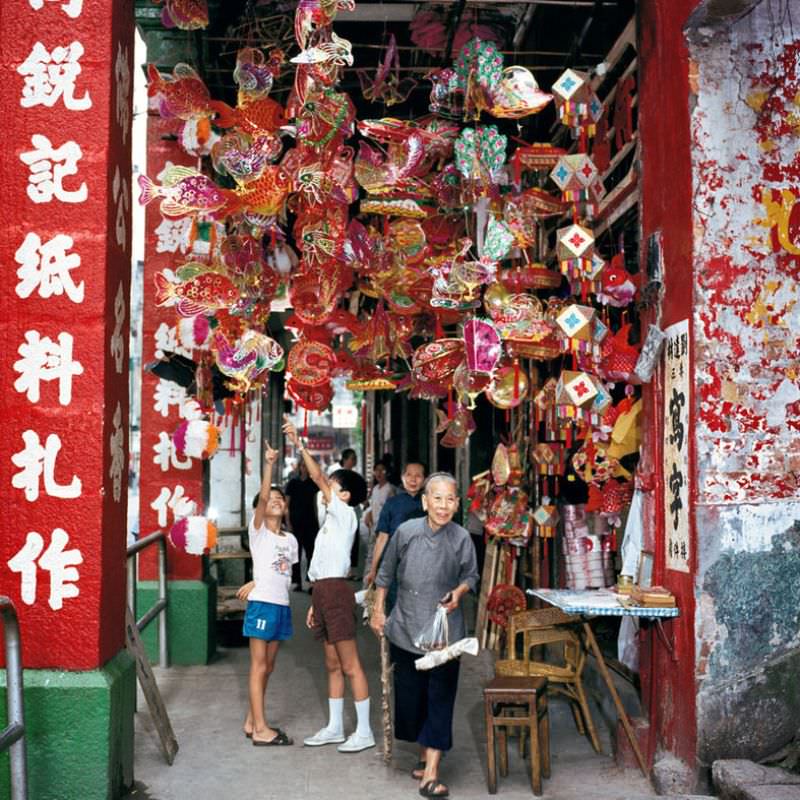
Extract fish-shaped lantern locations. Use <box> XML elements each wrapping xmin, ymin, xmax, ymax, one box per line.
<box><xmin>154</xmin><ymin>263</ymin><xmax>240</xmax><ymax>318</ymax></box>
<box><xmin>147</xmin><ymin>64</ymin><xmax>212</xmax><ymax>121</ymax></box>
<box><xmin>157</xmin><ymin>0</ymin><xmax>209</xmax><ymax>30</ymax></box>
<box><xmin>138</xmin><ymin>165</ymin><xmax>230</xmax><ymax>218</ymax></box>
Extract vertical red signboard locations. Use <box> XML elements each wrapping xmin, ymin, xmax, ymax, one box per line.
<box><xmin>0</xmin><ymin>0</ymin><xmax>134</xmax><ymax>669</ymax></box>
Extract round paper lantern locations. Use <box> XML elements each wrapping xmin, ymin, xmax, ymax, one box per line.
<box><xmin>287</xmin><ymin>340</ymin><xmax>336</xmax><ymax>387</ymax></box>
<box><xmin>173</xmin><ymin>419</ymin><xmax>219</xmax><ymax>460</ymax></box>
<box><xmin>169</xmin><ymin>516</ymin><xmax>217</xmax><ymax>555</ymax></box>
<box><xmin>177</xmin><ymin>315</ymin><xmax>211</xmax><ymax>350</ymax></box>
<box><xmin>487</xmin><ymin>364</ymin><xmax>529</xmax><ymax>409</ymax></box>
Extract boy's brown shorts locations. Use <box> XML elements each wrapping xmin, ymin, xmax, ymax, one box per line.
<box><xmin>311</xmin><ymin>578</ymin><xmax>356</xmax><ymax>644</ymax></box>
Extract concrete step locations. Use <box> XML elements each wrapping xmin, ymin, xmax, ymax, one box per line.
<box><xmin>714</xmin><ymin>759</ymin><xmax>800</xmax><ymax>800</ymax></box>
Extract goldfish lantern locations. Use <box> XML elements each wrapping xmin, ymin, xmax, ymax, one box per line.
<box><xmin>177</xmin><ymin>315</ymin><xmax>211</xmax><ymax>350</ymax></box>
<box><xmin>487</xmin><ymin>364</ymin><xmax>528</xmax><ymax>409</ymax></box>
<box><xmin>551</xmin><ymin>68</ymin><xmax>603</xmax><ymax>140</ymax></box>
<box><xmin>154</xmin><ymin>264</ymin><xmax>240</xmax><ymax>318</ymax></box>
<box><xmin>168</xmin><ymin>516</ymin><xmax>217</xmax><ymax>555</ymax></box>
<box><xmin>549</xmin><ymin>154</ymin><xmax>606</xmax><ymax>218</ymax></box>
<box><xmin>601</xmin><ymin>324</ymin><xmax>640</xmax><ymax>383</ymax></box>
<box><xmin>173</xmin><ymin>418</ymin><xmax>219</xmax><ymax>460</ymax></box>
<box><xmin>463</xmin><ymin>318</ymin><xmax>502</xmax><ymax>374</ymax></box>
<box><xmin>138</xmin><ymin>165</ymin><xmax>229</xmax><ymax>219</ymax></box>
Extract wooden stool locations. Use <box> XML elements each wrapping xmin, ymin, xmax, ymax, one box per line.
<box><xmin>484</xmin><ymin>675</ymin><xmax>550</xmax><ymax>795</ymax></box>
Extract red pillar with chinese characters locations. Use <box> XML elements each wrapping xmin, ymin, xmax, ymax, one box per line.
<box><xmin>136</xmin><ymin>112</ymin><xmax>215</xmax><ymax>664</ymax></box>
<box><xmin>0</xmin><ymin>0</ymin><xmax>136</xmax><ymax>796</ymax></box>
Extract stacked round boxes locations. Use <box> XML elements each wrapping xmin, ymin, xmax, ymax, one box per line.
<box><xmin>562</xmin><ymin>504</ymin><xmax>615</xmax><ymax>589</ymax></box>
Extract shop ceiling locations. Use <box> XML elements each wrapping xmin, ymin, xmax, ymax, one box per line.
<box><xmin>135</xmin><ymin>0</ymin><xmax>635</xmax><ymax>139</ymax></box>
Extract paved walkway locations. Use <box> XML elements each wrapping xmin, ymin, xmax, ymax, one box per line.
<box><xmin>129</xmin><ymin>591</ymin><xmax>653</xmax><ymax>800</ymax></box>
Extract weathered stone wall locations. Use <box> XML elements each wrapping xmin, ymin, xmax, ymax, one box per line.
<box><xmin>688</xmin><ymin>4</ymin><xmax>800</xmax><ymax>765</ymax></box>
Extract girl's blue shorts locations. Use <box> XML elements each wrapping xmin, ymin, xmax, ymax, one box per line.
<box><xmin>243</xmin><ymin>600</ymin><xmax>293</xmax><ymax>641</ymax></box>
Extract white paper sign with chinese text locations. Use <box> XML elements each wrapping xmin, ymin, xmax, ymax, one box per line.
<box><xmin>663</xmin><ymin>319</ymin><xmax>690</xmax><ymax>572</ymax></box>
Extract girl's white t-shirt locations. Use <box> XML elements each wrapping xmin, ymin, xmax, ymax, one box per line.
<box><xmin>247</xmin><ymin>519</ymin><xmax>298</xmax><ymax>606</ymax></box>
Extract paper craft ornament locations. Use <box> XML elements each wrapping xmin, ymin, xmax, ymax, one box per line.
<box><xmin>486</xmin><ymin>585</ymin><xmax>527</xmax><ymax>628</ymax></box>
<box><xmin>549</xmin><ymin>153</ymin><xmax>605</xmax><ymax>215</ymax></box>
<box><xmin>483</xmin><ymin>216</ymin><xmax>515</xmax><ymax>262</ymax></box>
<box><xmin>169</xmin><ymin>516</ymin><xmax>217</xmax><ymax>555</ymax></box>
<box><xmin>454</xmin><ymin>126</ymin><xmax>507</xmax><ymax>185</ymax></box>
<box><xmin>556</xmin><ymin>304</ymin><xmax>596</xmax><ymax>340</ymax></box>
<box><xmin>173</xmin><ymin>418</ymin><xmax>220</xmax><ymax>460</ymax></box>
<box><xmin>287</xmin><ymin>340</ymin><xmax>336</xmax><ymax>387</ymax></box>
<box><xmin>485</xmin><ymin>487</ymin><xmax>532</xmax><ymax>540</ymax></box>
<box><xmin>463</xmin><ymin>318</ymin><xmax>502</xmax><ymax>375</ymax></box>
<box><xmin>286</xmin><ymin>377</ymin><xmax>334</xmax><ymax>411</ymax></box>
<box><xmin>487</xmin><ymin>364</ymin><xmax>528</xmax><ymax>409</ymax></box>
<box><xmin>551</xmin><ymin>68</ymin><xmax>603</xmax><ymax>138</ymax></box>
<box><xmin>533</xmin><ymin>503</ymin><xmax>559</xmax><ymax>538</ymax></box>
<box><xmin>412</xmin><ymin>339</ymin><xmax>465</xmax><ymax>383</ymax></box>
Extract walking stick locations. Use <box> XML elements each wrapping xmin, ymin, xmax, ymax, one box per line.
<box><xmin>380</xmin><ymin>633</ymin><xmax>393</xmax><ymax>764</ymax></box>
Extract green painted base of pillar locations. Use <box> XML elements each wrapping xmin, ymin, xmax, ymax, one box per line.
<box><xmin>136</xmin><ymin>578</ymin><xmax>216</xmax><ymax>665</ymax></box>
<box><xmin>0</xmin><ymin>649</ymin><xmax>135</xmax><ymax>800</ymax></box>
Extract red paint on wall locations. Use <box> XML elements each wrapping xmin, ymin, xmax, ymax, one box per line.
<box><xmin>0</xmin><ymin>1</ymin><xmax>134</xmax><ymax>669</ymax></box>
<box><xmin>638</xmin><ymin>0</ymin><xmax>701</xmax><ymax>771</ymax></box>
<box><xmin>137</xmin><ymin>115</ymin><xmax>205</xmax><ymax>582</ymax></box>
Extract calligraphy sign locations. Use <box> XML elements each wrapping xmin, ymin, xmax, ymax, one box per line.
<box><xmin>663</xmin><ymin>320</ymin><xmax>690</xmax><ymax>572</ymax></box>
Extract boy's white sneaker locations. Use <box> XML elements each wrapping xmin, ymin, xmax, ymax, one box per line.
<box><xmin>303</xmin><ymin>727</ymin><xmax>345</xmax><ymax>746</ymax></box>
<box><xmin>337</xmin><ymin>732</ymin><xmax>376</xmax><ymax>753</ymax></box>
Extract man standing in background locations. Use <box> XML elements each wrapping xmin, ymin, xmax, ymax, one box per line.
<box><xmin>285</xmin><ymin>458</ymin><xmax>319</xmax><ymax>591</ymax></box>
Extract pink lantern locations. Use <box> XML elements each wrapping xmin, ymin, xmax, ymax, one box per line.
<box><xmin>463</xmin><ymin>318</ymin><xmax>502</xmax><ymax>375</ymax></box>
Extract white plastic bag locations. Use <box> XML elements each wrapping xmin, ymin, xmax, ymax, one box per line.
<box><xmin>617</xmin><ymin>615</ymin><xmax>640</xmax><ymax>673</ymax></box>
<box><xmin>413</xmin><ymin>605</ymin><xmax>449</xmax><ymax>651</ymax></box>
<box><xmin>620</xmin><ymin>488</ymin><xmax>644</xmax><ymax>578</ymax></box>
<box><xmin>415</xmin><ymin>638</ymin><xmax>479</xmax><ymax>670</ymax></box>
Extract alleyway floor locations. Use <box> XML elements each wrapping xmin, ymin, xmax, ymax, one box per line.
<box><xmin>129</xmin><ymin>592</ymin><xmax>654</xmax><ymax>800</ymax></box>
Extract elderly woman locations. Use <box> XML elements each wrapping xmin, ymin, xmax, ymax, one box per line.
<box><xmin>371</xmin><ymin>472</ymin><xmax>478</xmax><ymax>799</ymax></box>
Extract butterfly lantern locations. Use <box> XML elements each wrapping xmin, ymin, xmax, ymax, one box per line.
<box><xmin>551</xmin><ymin>68</ymin><xmax>603</xmax><ymax>140</ymax></box>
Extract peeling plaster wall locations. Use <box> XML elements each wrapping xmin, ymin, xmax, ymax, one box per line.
<box><xmin>689</xmin><ymin>3</ymin><xmax>800</xmax><ymax>765</ymax></box>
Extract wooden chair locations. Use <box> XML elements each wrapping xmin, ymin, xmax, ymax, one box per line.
<box><xmin>484</xmin><ymin>675</ymin><xmax>550</xmax><ymax>795</ymax></box>
<box><xmin>494</xmin><ymin>608</ymin><xmax>601</xmax><ymax>754</ymax></box>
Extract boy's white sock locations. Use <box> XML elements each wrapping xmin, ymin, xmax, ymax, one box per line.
<box><xmin>354</xmin><ymin>697</ymin><xmax>372</xmax><ymax>737</ymax></box>
<box><xmin>327</xmin><ymin>697</ymin><xmax>344</xmax><ymax>734</ymax></box>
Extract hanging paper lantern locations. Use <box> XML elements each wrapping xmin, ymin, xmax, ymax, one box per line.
<box><xmin>412</xmin><ymin>339</ymin><xmax>465</xmax><ymax>383</ymax></box>
<box><xmin>173</xmin><ymin>419</ymin><xmax>220</xmax><ymax>460</ymax></box>
<box><xmin>551</xmin><ymin>68</ymin><xmax>603</xmax><ymax>138</ymax></box>
<box><xmin>549</xmin><ymin>153</ymin><xmax>606</xmax><ymax>216</ymax></box>
<box><xmin>287</xmin><ymin>340</ymin><xmax>336</xmax><ymax>387</ymax></box>
<box><xmin>287</xmin><ymin>377</ymin><xmax>334</xmax><ymax>411</ymax></box>
<box><xmin>533</xmin><ymin>504</ymin><xmax>559</xmax><ymax>538</ymax></box>
<box><xmin>454</xmin><ymin>126</ymin><xmax>507</xmax><ymax>184</ymax></box>
<box><xmin>490</xmin><ymin>66</ymin><xmax>552</xmax><ymax>119</ymax></box>
<box><xmin>487</xmin><ymin>584</ymin><xmax>527</xmax><ymax>628</ymax></box>
<box><xmin>487</xmin><ymin>364</ymin><xmax>528</xmax><ymax>409</ymax></box>
<box><xmin>168</xmin><ymin>516</ymin><xmax>217</xmax><ymax>555</ymax></box>
<box><xmin>463</xmin><ymin>318</ymin><xmax>502</xmax><ymax>375</ymax></box>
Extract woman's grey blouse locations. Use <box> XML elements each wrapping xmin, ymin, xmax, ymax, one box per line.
<box><xmin>376</xmin><ymin>517</ymin><xmax>479</xmax><ymax>655</ymax></box>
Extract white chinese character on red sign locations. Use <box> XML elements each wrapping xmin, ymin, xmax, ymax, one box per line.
<box><xmin>8</xmin><ymin>528</ymin><xmax>83</xmax><ymax>611</ymax></box>
<box><xmin>112</xmin><ymin>166</ymin><xmax>130</xmax><ymax>248</ymax></box>
<box><xmin>109</xmin><ymin>402</ymin><xmax>125</xmax><ymax>502</ymax></box>
<box><xmin>28</xmin><ymin>0</ymin><xmax>82</xmax><ymax>18</ymax></box>
<box><xmin>13</xmin><ymin>330</ymin><xmax>84</xmax><ymax>406</ymax></box>
<box><xmin>155</xmin><ymin>217</ymin><xmax>192</xmax><ymax>255</ymax></box>
<box><xmin>11</xmin><ymin>430</ymin><xmax>82</xmax><ymax>501</ymax></box>
<box><xmin>18</xmin><ymin>41</ymin><xmax>92</xmax><ymax>111</ymax></box>
<box><xmin>21</xmin><ymin>135</ymin><xmax>87</xmax><ymax>204</ymax></box>
<box><xmin>115</xmin><ymin>42</ymin><xmax>131</xmax><ymax>144</ymax></box>
<box><xmin>153</xmin><ymin>431</ymin><xmax>193</xmax><ymax>472</ymax></box>
<box><xmin>150</xmin><ymin>485</ymin><xmax>196</xmax><ymax>528</ymax></box>
<box><xmin>153</xmin><ymin>379</ymin><xmax>187</xmax><ymax>418</ymax></box>
<box><xmin>15</xmin><ymin>232</ymin><xmax>84</xmax><ymax>303</ymax></box>
<box><xmin>111</xmin><ymin>282</ymin><xmax>126</xmax><ymax>374</ymax></box>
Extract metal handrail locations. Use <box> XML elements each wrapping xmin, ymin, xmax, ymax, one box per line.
<box><xmin>0</xmin><ymin>596</ymin><xmax>28</xmax><ymax>800</ymax></box>
<box><xmin>126</xmin><ymin>531</ymin><xmax>169</xmax><ymax>668</ymax></box>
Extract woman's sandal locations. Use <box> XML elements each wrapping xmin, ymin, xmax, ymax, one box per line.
<box><xmin>419</xmin><ymin>780</ymin><xmax>449</xmax><ymax>798</ymax></box>
<box><xmin>252</xmin><ymin>729</ymin><xmax>293</xmax><ymax>746</ymax></box>
<box><xmin>411</xmin><ymin>761</ymin><xmax>426</xmax><ymax>780</ymax></box>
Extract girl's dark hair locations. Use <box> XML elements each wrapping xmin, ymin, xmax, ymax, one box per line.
<box><xmin>252</xmin><ymin>486</ymin><xmax>286</xmax><ymax>508</ymax></box>
<box><xmin>330</xmin><ymin>469</ymin><xmax>368</xmax><ymax>506</ymax></box>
